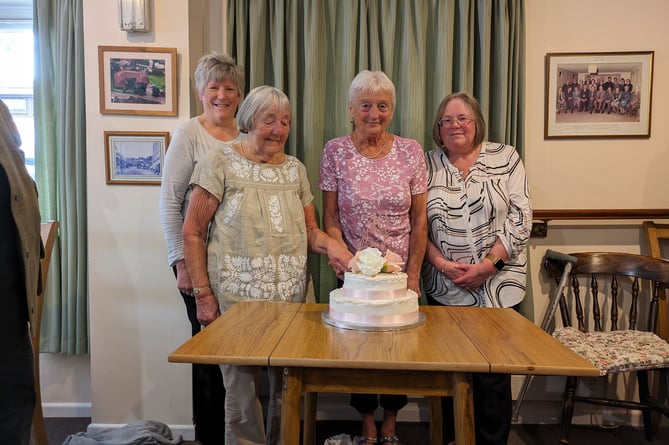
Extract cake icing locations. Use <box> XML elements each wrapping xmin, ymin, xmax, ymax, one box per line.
<box><xmin>328</xmin><ymin>248</ymin><xmax>420</xmax><ymax>327</ymax></box>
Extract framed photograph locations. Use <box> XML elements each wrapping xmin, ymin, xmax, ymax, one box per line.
<box><xmin>104</xmin><ymin>131</ymin><xmax>170</xmax><ymax>185</ymax></box>
<box><xmin>545</xmin><ymin>51</ymin><xmax>654</xmax><ymax>139</ymax></box>
<box><xmin>98</xmin><ymin>46</ymin><xmax>177</xmax><ymax>116</ymax></box>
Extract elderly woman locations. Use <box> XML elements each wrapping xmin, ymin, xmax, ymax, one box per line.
<box><xmin>183</xmin><ymin>86</ymin><xmax>349</xmax><ymax>445</ymax></box>
<box><xmin>159</xmin><ymin>52</ymin><xmax>244</xmax><ymax>444</ymax></box>
<box><xmin>422</xmin><ymin>92</ymin><xmax>532</xmax><ymax>445</ymax></box>
<box><xmin>319</xmin><ymin>70</ymin><xmax>427</xmax><ymax>445</ymax></box>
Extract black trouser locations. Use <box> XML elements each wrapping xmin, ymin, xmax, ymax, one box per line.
<box><xmin>439</xmin><ymin>373</ymin><xmax>512</xmax><ymax>445</ymax></box>
<box><xmin>0</xmin><ymin>165</ymin><xmax>35</xmax><ymax>445</ymax></box>
<box><xmin>350</xmin><ymin>393</ymin><xmax>408</xmax><ymax>414</ymax></box>
<box><xmin>426</xmin><ymin>295</ymin><xmax>513</xmax><ymax>445</ymax></box>
<box><xmin>174</xmin><ymin>268</ymin><xmax>226</xmax><ymax>444</ymax></box>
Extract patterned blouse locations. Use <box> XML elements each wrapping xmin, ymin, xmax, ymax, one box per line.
<box><xmin>318</xmin><ymin>134</ymin><xmax>427</xmax><ymax>265</ymax></box>
<box><xmin>190</xmin><ymin>145</ymin><xmax>313</xmax><ymax>312</ymax></box>
<box><xmin>422</xmin><ymin>142</ymin><xmax>532</xmax><ymax>307</ymax></box>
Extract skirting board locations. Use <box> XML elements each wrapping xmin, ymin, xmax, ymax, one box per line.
<box><xmin>43</xmin><ymin>402</ymin><xmax>92</xmax><ymax>418</ymax></box>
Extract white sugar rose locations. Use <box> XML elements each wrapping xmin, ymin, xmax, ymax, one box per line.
<box><xmin>349</xmin><ymin>247</ymin><xmax>386</xmax><ymax>276</ymax></box>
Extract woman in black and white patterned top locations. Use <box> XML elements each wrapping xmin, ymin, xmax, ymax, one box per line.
<box><xmin>422</xmin><ymin>91</ymin><xmax>532</xmax><ymax>445</ymax></box>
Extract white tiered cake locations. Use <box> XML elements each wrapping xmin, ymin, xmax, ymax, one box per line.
<box><xmin>325</xmin><ymin>248</ymin><xmax>421</xmax><ymax>329</ymax></box>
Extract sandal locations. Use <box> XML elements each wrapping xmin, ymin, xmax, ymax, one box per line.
<box><xmin>357</xmin><ymin>438</ymin><xmax>377</xmax><ymax>445</ymax></box>
<box><xmin>379</xmin><ymin>435</ymin><xmax>400</xmax><ymax>445</ymax></box>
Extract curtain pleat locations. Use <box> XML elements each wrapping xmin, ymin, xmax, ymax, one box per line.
<box><xmin>33</xmin><ymin>0</ymin><xmax>88</xmax><ymax>354</ymax></box>
<box><xmin>227</xmin><ymin>0</ymin><xmax>525</xmax><ymax>301</ymax></box>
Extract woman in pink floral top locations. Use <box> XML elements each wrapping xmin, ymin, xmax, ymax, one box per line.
<box><xmin>318</xmin><ymin>70</ymin><xmax>427</xmax><ymax>445</ymax></box>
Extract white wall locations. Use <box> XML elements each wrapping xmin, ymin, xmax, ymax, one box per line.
<box><xmin>39</xmin><ymin>0</ymin><xmax>669</xmax><ymax>435</ymax></box>
<box><xmin>520</xmin><ymin>0</ymin><xmax>669</xmax><ymax>425</ymax></box>
<box><xmin>525</xmin><ymin>0</ymin><xmax>669</xmax><ymax>211</ymax></box>
<box><xmin>524</xmin><ymin>0</ymin><xmax>669</xmax><ymax>319</ymax></box>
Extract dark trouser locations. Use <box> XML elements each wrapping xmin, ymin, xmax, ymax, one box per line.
<box><xmin>0</xmin><ymin>329</ymin><xmax>35</xmax><ymax>445</ymax></box>
<box><xmin>0</xmin><ymin>165</ymin><xmax>35</xmax><ymax>445</ymax></box>
<box><xmin>350</xmin><ymin>394</ymin><xmax>408</xmax><ymax>413</ymax></box>
<box><xmin>426</xmin><ymin>295</ymin><xmax>513</xmax><ymax>445</ymax></box>
<box><xmin>440</xmin><ymin>373</ymin><xmax>512</xmax><ymax>445</ymax></box>
<box><xmin>175</xmin><ymin>268</ymin><xmax>226</xmax><ymax>444</ymax></box>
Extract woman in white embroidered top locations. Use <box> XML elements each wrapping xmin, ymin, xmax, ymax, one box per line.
<box><xmin>183</xmin><ymin>86</ymin><xmax>349</xmax><ymax>445</ymax></box>
<box><xmin>422</xmin><ymin>92</ymin><xmax>532</xmax><ymax>445</ymax></box>
<box><xmin>158</xmin><ymin>52</ymin><xmax>244</xmax><ymax>444</ymax></box>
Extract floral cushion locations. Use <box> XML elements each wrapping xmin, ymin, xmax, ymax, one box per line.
<box><xmin>553</xmin><ymin>327</ymin><xmax>669</xmax><ymax>376</ymax></box>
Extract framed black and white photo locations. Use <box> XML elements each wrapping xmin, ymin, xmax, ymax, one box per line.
<box><xmin>98</xmin><ymin>46</ymin><xmax>177</xmax><ymax>116</ymax></box>
<box><xmin>545</xmin><ymin>51</ymin><xmax>654</xmax><ymax>139</ymax></box>
<box><xmin>104</xmin><ymin>131</ymin><xmax>170</xmax><ymax>185</ymax></box>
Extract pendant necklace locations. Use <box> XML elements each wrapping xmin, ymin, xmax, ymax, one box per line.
<box><xmin>359</xmin><ymin>133</ymin><xmax>390</xmax><ymax>159</ymax></box>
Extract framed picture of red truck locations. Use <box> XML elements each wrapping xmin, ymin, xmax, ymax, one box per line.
<box><xmin>98</xmin><ymin>46</ymin><xmax>177</xmax><ymax>116</ymax></box>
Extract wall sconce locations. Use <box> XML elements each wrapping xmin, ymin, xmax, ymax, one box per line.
<box><xmin>118</xmin><ymin>0</ymin><xmax>150</xmax><ymax>33</ymax></box>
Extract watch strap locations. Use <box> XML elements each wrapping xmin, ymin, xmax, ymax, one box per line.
<box><xmin>485</xmin><ymin>253</ymin><xmax>505</xmax><ymax>271</ymax></box>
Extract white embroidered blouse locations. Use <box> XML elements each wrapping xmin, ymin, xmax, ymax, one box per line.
<box><xmin>190</xmin><ymin>145</ymin><xmax>313</xmax><ymax>312</ymax></box>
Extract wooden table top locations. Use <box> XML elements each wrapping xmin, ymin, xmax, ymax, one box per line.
<box><xmin>444</xmin><ymin>307</ymin><xmax>600</xmax><ymax>377</ymax></box>
<box><xmin>168</xmin><ymin>301</ymin><xmax>300</xmax><ymax>366</ymax></box>
<box><xmin>168</xmin><ymin>301</ymin><xmax>599</xmax><ymax>378</ymax></box>
<box><xmin>270</xmin><ymin>303</ymin><xmax>490</xmax><ymax>372</ymax></box>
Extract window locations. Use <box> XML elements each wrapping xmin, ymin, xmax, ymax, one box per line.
<box><xmin>0</xmin><ymin>1</ymin><xmax>34</xmax><ymax>177</ymax></box>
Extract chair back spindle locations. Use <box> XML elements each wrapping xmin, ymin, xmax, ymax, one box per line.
<box><xmin>543</xmin><ymin>251</ymin><xmax>669</xmax><ymax>444</ymax></box>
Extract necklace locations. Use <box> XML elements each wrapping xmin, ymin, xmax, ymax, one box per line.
<box><xmin>240</xmin><ymin>141</ymin><xmax>256</xmax><ymax>161</ymax></box>
<box><xmin>240</xmin><ymin>140</ymin><xmax>283</xmax><ymax>164</ymax></box>
<box><xmin>356</xmin><ymin>133</ymin><xmax>390</xmax><ymax>159</ymax></box>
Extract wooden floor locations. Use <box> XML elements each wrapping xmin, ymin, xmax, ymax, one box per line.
<box><xmin>47</xmin><ymin>417</ymin><xmax>669</xmax><ymax>445</ymax></box>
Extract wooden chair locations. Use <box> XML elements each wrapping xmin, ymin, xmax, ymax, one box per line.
<box><xmin>544</xmin><ymin>252</ymin><xmax>669</xmax><ymax>444</ymax></box>
<box><xmin>642</xmin><ymin>221</ymin><xmax>669</xmax><ymax>343</ymax></box>
<box><xmin>31</xmin><ymin>220</ymin><xmax>59</xmax><ymax>445</ymax></box>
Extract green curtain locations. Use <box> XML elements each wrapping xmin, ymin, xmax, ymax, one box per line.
<box><xmin>33</xmin><ymin>0</ymin><xmax>88</xmax><ymax>354</ymax></box>
<box><xmin>227</xmin><ymin>0</ymin><xmax>525</xmax><ymax>301</ymax></box>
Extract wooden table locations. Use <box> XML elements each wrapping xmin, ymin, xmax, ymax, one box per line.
<box><xmin>168</xmin><ymin>300</ymin><xmax>300</xmax><ymax>366</ymax></box>
<box><xmin>169</xmin><ymin>301</ymin><xmax>599</xmax><ymax>445</ymax></box>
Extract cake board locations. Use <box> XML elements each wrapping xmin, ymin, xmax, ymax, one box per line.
<box><xmin>321</xmin><ymin>310</ymin><xmax>426</xmax><ymax>332</ymax></box>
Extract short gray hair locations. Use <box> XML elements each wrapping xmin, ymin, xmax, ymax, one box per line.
<box><xmin>348</xmin><ymin>70</ymin><xmax>396</xmax><ymax>110</ymax></box>
<box><xmin>194</xmin><ymin>52</ymin><xmax>245</xmax><ymax>99</ymax></box>
<box><xmin>236</xmin><ymin>86</ymin><xmax>291</xmax><ymax>133</ymax></box>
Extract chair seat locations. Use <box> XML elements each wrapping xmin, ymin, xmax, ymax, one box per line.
<box><xmin>554</xmin><ymin>327</ymin><xmax>669</xmax><ymax>376</ymax></box>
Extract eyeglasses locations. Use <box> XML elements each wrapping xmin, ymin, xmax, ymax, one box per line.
<box><xmin>438</xmin><ymin>116</ymin><xmax>473</xmax><ymax>127</ymax></box>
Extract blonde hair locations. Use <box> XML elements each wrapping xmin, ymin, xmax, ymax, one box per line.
<box><xmin>194</xmin><ymin>52</ymin><xmax>245</xmax><ymax>99</ymax></box>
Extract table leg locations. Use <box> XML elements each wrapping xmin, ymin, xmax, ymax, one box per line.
<box><xmin>303</xmin><ymin>392</ymin><xmax>317</xmax><ymax>444</ymax></box>
<box><xmin>452</xmin><ymin>372</ymin><xmax>475</xmax><ymax>445</ymax></box>
<box><xmin>428</xmin><ymin>396</ymin><xmax>443</xmax><ymax>445</ymax></box>
<box><xmin>281</xmin><ymin>367</ymin><xmax>303</xmax><ymax>445</ymax></box>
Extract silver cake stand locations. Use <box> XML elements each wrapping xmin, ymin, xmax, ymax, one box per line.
<box><xmin>321</xmin><ymin>310</ymin><xmax>426</xmax><ymax>332</ymax></box>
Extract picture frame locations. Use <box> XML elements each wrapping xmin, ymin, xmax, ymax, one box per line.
<box><xmin>98</xmin><ymin>46</ymin><xmax>177</xmax><ymax>116</ymax></box>
<box><xmin>104</xmin><ymin>131</ymin><xmax>170</xmax><ymax>185</ymax></box>
<box><xmin>544</xmin><ymin>51</ymin><xmax>654</xmax><ymax>139</ymax></box>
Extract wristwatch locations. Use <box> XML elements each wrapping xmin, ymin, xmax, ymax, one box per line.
<box><xmin>485</xmin><ymin>253</ymin><xmax>505</xmax><ymax>271</ymax></box>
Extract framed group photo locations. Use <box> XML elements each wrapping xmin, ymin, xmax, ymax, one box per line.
<box><xmin>98</xmin><ymin>46</ymin><xmax>177</xmax><ymax>116</ymax></box>
<box><xmin>544</xmin><ymin>51</ymin><xmax>654</xmax><ymax>139</ymax></box>
<box><xmin>104</xmin><ymin>131</ymin><xmax>170</xmax><ymax>185</ymax></box>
